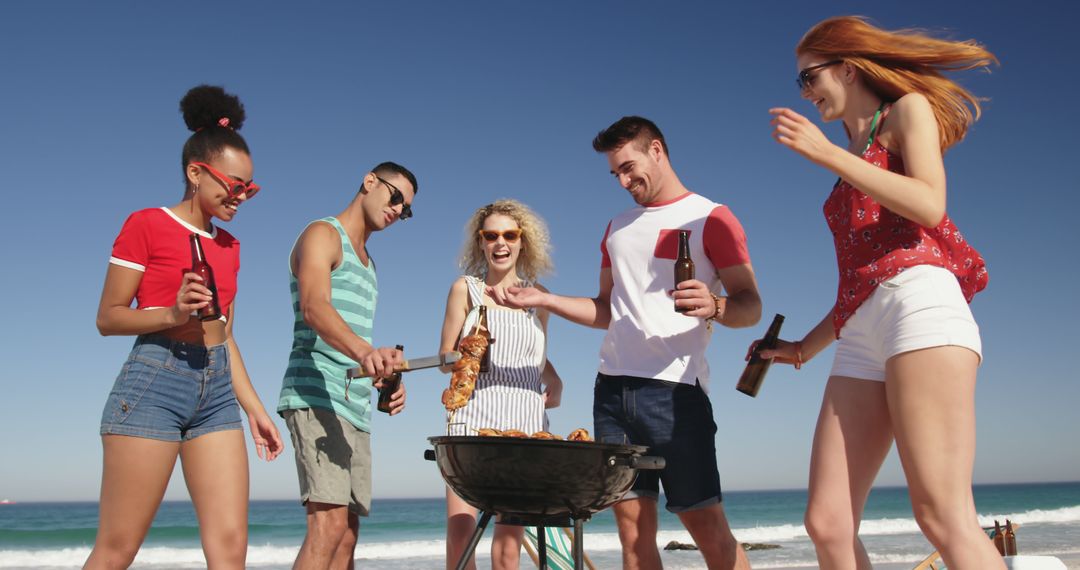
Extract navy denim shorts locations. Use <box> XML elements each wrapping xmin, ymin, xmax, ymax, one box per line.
<box><xmin>100</xmin><ymin>334</ymin><xmax>243</xmax><ymax>442</ymax></box>
<box><xmin>594</xmin><ymin>373</ymin><xmax>722</xmax><ymax>513</ymax></box>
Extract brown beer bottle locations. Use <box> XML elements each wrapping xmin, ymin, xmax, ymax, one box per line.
<box><xmin>735</xmin><ymin>314</ymin><xmax>785</xmax><ymax>397</ymax></box>
<box><xmin>674</xmin><ymin>230</ymin><xmax>694</xmax><ymax>313</ymax></box>
<box><xmin>188</xmin><ymin>233</ymin><xmax>222</xmax><ymax>322</ymax></box>
<box><xmin>992</xmin><ymin>520</ymin><xmax>1006</xmax><ymax>555</ymax></box>
<box><xmin>1003</xmin><ymin>519</ymin><xmax>1017</xmax><ymax>556</ymax></box>
<box><xmin>377</xmin><ymin>344</ymin><xmax>404</xmax><ymax>414</ymax></box>
<box><xmin>477</xmin><ymin>305</ymin><xmax>494</xmax><ymax>373</ymax></box>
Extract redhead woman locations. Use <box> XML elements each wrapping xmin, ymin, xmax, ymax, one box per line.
<box><xmin>86</xmin><ymin>85</ymin><xmax>283</xmax><ymax>570</ymax></box>
<box><xmin>760</xmin><ymin>16</ymin><xmax>1002</xmax><ymax>570</ymax></box>
<box><xmin>439</xmin><ymin>200</ymin><xmax>564</xmax><ymax>570</ymax></box>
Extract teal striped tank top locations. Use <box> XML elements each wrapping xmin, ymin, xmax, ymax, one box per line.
<box><xmin>278</xmin><ymin>217</ymin><xmax>378</xmax><ymax>432</ymax></box>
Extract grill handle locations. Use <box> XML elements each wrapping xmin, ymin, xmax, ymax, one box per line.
<box><xmin>608</xmin><ymin>455</ymin><xmax>665</xmax><ymax>470</ymax></box>
<box><xmin>424</xmin><ymin>449</ymin><xmax>436</xmax><ymax>462</ymax></box>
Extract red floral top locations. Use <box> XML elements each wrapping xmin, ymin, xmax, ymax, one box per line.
<box><xmin>824</xmin><ymin>107</ymin><xmax>988</xmax><ymax>338</ymax></box>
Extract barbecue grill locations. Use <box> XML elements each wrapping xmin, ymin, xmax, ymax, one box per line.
<box><xmin>425</xmin><ymin>435</ymin><xmax>665</xmax><ymax>570</ymax></box>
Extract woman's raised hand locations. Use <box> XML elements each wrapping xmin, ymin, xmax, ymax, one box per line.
<box><xmin>770</xmin><ymin>107</ymin><xmax>837</xmax><ymax>165</ymax></box>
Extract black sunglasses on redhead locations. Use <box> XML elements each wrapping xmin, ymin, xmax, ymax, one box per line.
<box><xmin>375</xmin><ymin>176</ymin><xmax>413</xmax><ymax>220</ymax></box>
<box><xmin>796</xmin><ymin>60</ymin><xmax>843</xmax><ymax>91</ymax></box>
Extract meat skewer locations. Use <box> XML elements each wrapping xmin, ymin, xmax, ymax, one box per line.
<box><xmin>442</xmin><ymin>333</ymin><xmax>487</xmax><ymax>411</ymax></box>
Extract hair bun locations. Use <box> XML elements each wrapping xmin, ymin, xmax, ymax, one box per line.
<box><xmin>179</xmin><ymin>85</ymin><xmax>246</xmax><ymax>132</ymax></box>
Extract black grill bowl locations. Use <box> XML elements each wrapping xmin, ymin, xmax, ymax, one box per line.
<box><xmin>428</xmin><ymin>435</ymin><xmax>663</xmax><ymax>522</ymax></box>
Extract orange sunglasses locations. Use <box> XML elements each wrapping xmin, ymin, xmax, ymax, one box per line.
<box><xmin>478</xmin><ymin>229</ymin><xmax>522</xmax><ymax>243</ymax></box>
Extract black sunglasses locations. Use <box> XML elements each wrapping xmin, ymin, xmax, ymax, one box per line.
<box><xmin>796</xmin><ymin>60</ymin><xmax>843</xmax><ymax>91</ymax></box>
<box><xmin>376</xmin><ymin>176</ymin><xmax>413</xmax><ymax>220</ymax></box>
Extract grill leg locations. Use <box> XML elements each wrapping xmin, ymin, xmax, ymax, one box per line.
<box><xmin>537</xmin><ymin>525</ymin><xmax>548</xmax><ymax>569</ymax></box>
<box><xmin>573</xmin><ymin>518</ymin><xmax>584</xmax><ymax>569</ymax></box>
<box><xmin>455</xmin><ymin>510</ymin><xmax>494</xmax><ymax>570</ymax></box>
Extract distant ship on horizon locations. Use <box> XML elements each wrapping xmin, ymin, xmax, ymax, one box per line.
<box><xmin>0</xmin><ymin>499</ymin><xmax>15</xmax><ymax>505</ymax></box>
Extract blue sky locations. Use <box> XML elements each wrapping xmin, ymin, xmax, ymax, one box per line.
<box><xmin>0</xmin><ymin>1</ymin><xmax>1076</xmax><ymax>502</ymax></box>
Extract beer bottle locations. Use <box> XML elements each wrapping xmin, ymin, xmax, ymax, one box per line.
<box><xmin>188</xmin><ymin>233</ymin><xmax>222</xmax><ymax>322</ymax></box>
<box><xmin>477</xmin><ymin>305</ymin><xmax>494</xmax><ymax>373</ymax></box>
<box><xmin>377</xmin><ymin>344</ymin><xmax>404</xmax><ymax>414</ymax></box>
<box><xmin>992</xmin><ymin>520</ymin><xmax>1006</xmax><ymax>556</ymax></box>
<box><xmin>1003</xmin><ymin>519</ymin><xmax>1017</xmax><ymax>556</ymax></box>
<box><xmin>735</xmin><ymin>314</ymin><xmax>785</xmax><ymax>397</ymax></box>
<box><xmin>674</xmin><ymin>230</ymin><xmax>694</xmax><ymax>313</ymax></box>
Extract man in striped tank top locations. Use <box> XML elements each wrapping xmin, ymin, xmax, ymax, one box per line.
<box><xmin>277</xmin><ymin>162</ymin><xmax>418</xmax><ymax>570</ymax></box>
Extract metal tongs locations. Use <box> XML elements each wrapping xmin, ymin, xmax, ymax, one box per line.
<box><xmin>346</xmin><ymin>351</ymin><xmax>463</xmax><ymax>379</ymax></box>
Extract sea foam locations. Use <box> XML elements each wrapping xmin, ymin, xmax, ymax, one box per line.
<box><xmin>2</xmin><ymin>504</ymin><xmax>1077</xmax><ymax>568</ymax></box>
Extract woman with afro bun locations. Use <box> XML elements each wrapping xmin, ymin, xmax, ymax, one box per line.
<box><xmin>86</xmin><ymin>85</ymin><xmax>282</xmax><ymax>569</ymax></box>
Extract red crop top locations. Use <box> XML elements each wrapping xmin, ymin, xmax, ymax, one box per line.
<box><xmin>109</xmin><ymin>207</ymin><xmax>240</xmax><ymax>320</ymax></box>
<box><xmin>824</xmin><ymin>105</ymin><xmax>987</xmax><ymax>338</ymax></box>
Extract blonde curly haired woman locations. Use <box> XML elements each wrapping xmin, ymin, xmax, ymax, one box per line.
<box><xmin>439</xmin><ymin>199</ymin><xmax>563</xmax><ymax>570</ymax></box>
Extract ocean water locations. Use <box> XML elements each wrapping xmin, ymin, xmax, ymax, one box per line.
<box><xmin>1</xmin><ymin>482</ymin><xmax>1077</xmax><ymax>569</ymax></box>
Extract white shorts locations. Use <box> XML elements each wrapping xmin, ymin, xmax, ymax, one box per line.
<box><xmin>829</xmin><ymin>265</ymin><xmax>982</xmax><ymax>382</ymax></box>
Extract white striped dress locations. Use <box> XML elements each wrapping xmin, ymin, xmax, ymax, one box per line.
<box><xmin>448</xmin><ymin>276</ymin><xmax>548</xmax><ymax>436</ymax></box>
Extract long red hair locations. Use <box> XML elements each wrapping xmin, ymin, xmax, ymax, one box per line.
<box><xmin>797</xmin><ymin>16</ymin><xmax>997</xmax><ymax>150</ymax></box>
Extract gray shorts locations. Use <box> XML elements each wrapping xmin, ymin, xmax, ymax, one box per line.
<box><xmin>282</xmin><ymin>407</ymin><xmax>372</xmax><ymax>516</ymax></box>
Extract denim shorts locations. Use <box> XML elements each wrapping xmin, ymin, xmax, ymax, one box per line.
<box><xmin>100</xmin><ymin>334</ymin><xmax>243</xmax><ymax>442</ymax></box>
<box><xmin>831</xmin><ymin>265</ymin><xmax>983</xmax><ymax>382</ymax></box>
<box><xmin>593</xmin><ymin>373</ymin><xmax>722</xmax><ymax>513</ymax></box>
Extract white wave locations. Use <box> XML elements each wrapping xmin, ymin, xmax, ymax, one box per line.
<box><xmin>3</xmin><ymin>505</ymin><xmax>1078</xmax><ymax>568</ymax></box>
<box><xmin>978</xmin><ymin>505</ymin><xmax>1080</xmax><ymax>526</ymax></box>
<box><xmin>731</xmin><ymin>523</ymin><xmax>809</xmax><ymax>542</ymax></box>
<box><xmin>353</xmin><ymin>538</ymin><xmax>450</xmax><ymax>559</ymax></box>
<box><xmin>729</xmin><ymin>504</ymin><xmax>1080</xmax><ymax>543</ymax></box>
<box><xmin>0</xmin><ymin>546</ymin><xmax>260</xmax><ymax>569</ymax></box>
<box><xmin>855</xmin><ymin>517</ymin><xmax>926</xmax><ymax>536</ymax></box>
<box><xmin>0</xmin><ymin>547</ymin><xmax>92</xmax><ymax>569</ymax></box>
<box><xmin>0</xmin><ymin>541</ymin><xmax>472</xmax><ymax>568</ymax></box>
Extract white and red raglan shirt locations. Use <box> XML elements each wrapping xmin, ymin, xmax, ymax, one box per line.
<box><xmin>599</xmin><ymin>192</ymin><xmax>750</xmax><ymax>392</ymax></box>
<box><xmin>109</xmin><ymin>207</ymin><xmax>239</xmax><ymax>321</ymax></box>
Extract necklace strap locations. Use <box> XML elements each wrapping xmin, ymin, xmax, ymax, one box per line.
<box><xmin>860</xmin><ymin>103</ymin><xmax>886</xmax><ymax>154</ymax></box>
